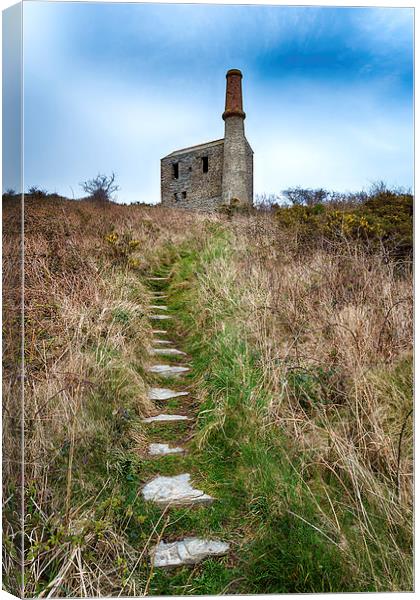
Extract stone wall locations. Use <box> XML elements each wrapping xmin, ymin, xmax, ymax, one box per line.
<box><xmin>221</xmin><ymin>116</ymin><xmax>253</xmax><ymax>207</ymax></box>
<box><xmin>245</xmin><ymin>137</ymin><xmax>254</xmax><ymax>205</ymax></box>
<box><xmin>161</xmin><ymin>140</ymin><xmax>224</xmax><ymax>210</ymax></box>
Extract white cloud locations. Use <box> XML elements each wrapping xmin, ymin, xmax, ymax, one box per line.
<box><xmin>21</xmin><ymin>2</ymin><xmax>413</xmax><ymax>203</ymax></box>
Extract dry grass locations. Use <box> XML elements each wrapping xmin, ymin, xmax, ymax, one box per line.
<box><xmin>3</xmin><ymin>196</ymin><xmax>215</xmax><ymax>596</ymax></box>
<box><xmin>166</xmin><ymin>208</ymin><xmax>412</xmax><ymax>590</ymax></box>
<box><xmin>226</xmin><ymin>212</ymin><xmax>413</xmax><ymax>588</ymax></box>
<box><xmin>239</xmin><ymin>211</ymin><xmax>412</xmax><ymax>500</ymax></box>
<box><xmin>2</xmin><ymin>196</ymin><xmax>412</xmax><ymax>594</ymax></box>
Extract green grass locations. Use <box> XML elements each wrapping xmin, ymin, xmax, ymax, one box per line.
<box><xmin>143</xmin><ymin>223</ymin><xmax>410</xmax><ymax>594</ymax></box>
<box><xmin>17</xmin><ymin>201</ymin><xmax>412</xmax><ymax>596</ymax></box>
<box><xmin>32</xmin><ymin>221</ymin><xmax>408</xmax><ymax>595</ymax></box>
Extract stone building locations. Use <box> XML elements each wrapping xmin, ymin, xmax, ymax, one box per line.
<box><xmin>161</xmin><ymin>69</ymin><xmax>253</xmax><ymax>210</ymax></box>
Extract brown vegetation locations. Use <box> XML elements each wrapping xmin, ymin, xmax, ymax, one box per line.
<box><xmin>3</xmin><ymin>195</ymin><xmax>212</xmax><ymax>595</ymax></box>
<box><xmin>2</xmin><ymin>189</ymin><xmax>413</xmax><ymax>595</ymax></box>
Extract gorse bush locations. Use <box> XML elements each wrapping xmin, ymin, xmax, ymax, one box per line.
<box><xmin>27</xmin><ymin>185</ymin><xmax>49</xmax><ymax>198</ymax></box>
<box><xmin>362</xmin><ymin>188</ymin><xmax>413</xmax><ymax>255</ymax></box>
<box><xmin>105</xmin><ymin>230</ymin><xmax>142</xmax><ymax>267</ymax></box>
<box><xmin>275</xmin><ymin>185</ymin><xmax>413</xmax><ymax>258</ymax></box>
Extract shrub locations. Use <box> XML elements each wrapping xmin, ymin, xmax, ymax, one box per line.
<box><xmin>104</xmin><ymin>231</ymin><xmax>142</xmax><ymax>267</ymax></box>
<box><xmin>80</xmin><ymin>173</ymin><xmax>119</xmax><ymax>202</ymax></box>
<box><xmin>274</xmin><ymin>186</ymin><xmax>413</xmax><ymax>258</ymax></box>
<box><xmin>27</xmin><ymin>186</ymin><xmax>48</xmax><ymax>198</ymax></box>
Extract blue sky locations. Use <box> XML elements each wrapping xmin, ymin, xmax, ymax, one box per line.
<box><xmin>6</xmin><ymin>2</ymin><xmax>414</xmax><ymax>202</ymax></box>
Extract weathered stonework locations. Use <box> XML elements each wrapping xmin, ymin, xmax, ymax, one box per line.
<box><xmin>221</xmin><ymin>115</ymin><xmax>251</xmax><ymax>207</ymax></box>
<box><xmin>245</xmin><ymin>138</ymin><xmax>254</xmax><ymax>204</ymax></box>
<box><xmin>161</xmin><ymin>140</ymin><xmax>224</xmax><ymax>211</ymax></box>
<box><xmin>161</xmin><ymin>69</ymin><xmax>253</xmax><ymax>211</ymax></box>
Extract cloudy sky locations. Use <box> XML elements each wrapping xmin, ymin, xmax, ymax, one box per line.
<box><xmin>5</xmin><ymin>2</ymin><xmax>414</xmax><ymax>202</ymax></box>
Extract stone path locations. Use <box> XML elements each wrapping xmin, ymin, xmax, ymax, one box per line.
<box><xmin>149</xmin><ymin>443</ymin><xmax>184</xmax><ymax>456</ymax></box>
<box><xmin>151</xmin><ymin>348</ymin><xmax>186</xmax><ymax>356</ymax></box>
<box><xmin>142</xmin><ymin>473</ymin><xmax>214</xmax><ymax>507</ymax></box>
<box><xmin>154</xmin><ymin>539</ymin><xmax>230</xmax><ymax>568</ymax></box>
<box><xmin>142</xmin><ymin>414</ymin><xmax>190</xmax><ymax>423</ymax></box>
<box><xmin>142</xmin><ymin>272</ymin><xmax>230</xmax><ymax>569</ymax></box>
<box><xmin>147</xmin><ymin>364</ymin><xmax>190</xmax><ymax>377</ymax></box>
<box><xmin>148</xmin><ymin>387</ymin><xmax>189</xmax><ymax>401</ymax></box>
<box><xmin>147</xmin><ymin>276</ymin><xmax>170</xmax><ymax>281</ymax></box>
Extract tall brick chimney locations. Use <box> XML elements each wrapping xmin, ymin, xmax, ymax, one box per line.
<box><xmin>222</xmin><ymin>69</ymin><xmax>253</xmax><ymax>206</ymax></box>
<box><xmin>223</xmin><ymin>69</ymin><xmax>246</xmax><ymax>121</ymax></box>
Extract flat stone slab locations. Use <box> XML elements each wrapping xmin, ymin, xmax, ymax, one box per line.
<box><xmin>147</xmin><ymin>276</ymin><xmax>169</xmax><ymax>281</ymax></box>
<box><xmin>153</xmin><ymin>339</ymin><xmax>173</xmax><ymax>345</ymax></box>
<box><xmin>153</xmin><ymin>538</ymin><xmax>230</xmax><ymax>568</ymax></box>
<box><xmin>148</xmin><ymin>387</ymin><xmax>189</xmax><ymax>400</ymax></box>
<box><xmin>148</xmin><ymin>365</ymin><xmax>190</xmax><ymax>377</ymax></box>
<box><xmin>151</xmin><ymin>348</ymin><xmax>186</xmax><ymax>356</ymax></box>
<box><xmin>142</xmin><ymin>413</ymin><xmax>190</xmax><ymax>423</ymax></box>
<box><xmin>142</xmin><ymin>474</ymin><xmax>214</xmax><ymax>507</ymax></box>
<box><xmin>149</xmin><ymin>443</ymin><xmax>184</xmax><ymax>456</ymax></box>
<box><xmin>152</xmin><ymin>329</ymin><xmax>167</xmax><ymax>334</ymax></box>
<box><xmin>149</xmin><ymin>305</ymin><xmax>168</xmax><ymax>310</ymax></box>
<box><xmin>150</xmin><ymin>315</ymin><xmax>172</xmax><ymax>320</ymax></box>
<box><xmin>152</xmin><ymin>294</ymin><xmax>167</xmax><ymax>298</ymax></box>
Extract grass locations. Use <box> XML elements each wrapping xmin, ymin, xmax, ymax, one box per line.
<box><xmin>161</xmin><ymin>222</ymin><xmax>413</xmax><ymax>593</ymax></box>
<box><xmin>3</xmin><ymin>196</ymin><xmax>217</xmax><ymax>596</ymax></box>
<box><xmin>2</xmin><ymin>194</ymin><xmax>413</xmax><ymax>595</ymax></box>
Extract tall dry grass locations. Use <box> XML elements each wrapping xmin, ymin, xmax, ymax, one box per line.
<box><xmin>2</xmin><ymin>195</ymin><xmax>412</xmax><ymax>594</ymax></box>
<box><xmin>231</xmin><ymin>211</ymin><xmax>413</xmax><ymax>587</ymax></box>
<box><xmin>3</xmin><ymin>196</ymin><xmax>215</xmax><ymax>596</ymax></box>
<box><xmin>168</xmin><ymin>206</ymin><xmax>412</xmax><ymax>589</ymax></box>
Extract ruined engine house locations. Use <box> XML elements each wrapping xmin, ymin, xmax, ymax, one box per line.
<box><xmin>161</xmin><ymin>69</ymin><xmax>253</xmax><ymax>210</ymax></box>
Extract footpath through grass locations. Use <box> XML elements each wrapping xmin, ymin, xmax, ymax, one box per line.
<box><xmin>18</xmin><ymin>212</ymin><xmax>412</xmax><ymax>595</ymax></box>
<box><xmin>162</xmin><ymin>228</ymin><xmax>352</xmax><ymax>594</ymax></box>
<box><xmin>145</xmin><ymin>223</ymin><xmax>412</xmax><ymax>594</ymax></box>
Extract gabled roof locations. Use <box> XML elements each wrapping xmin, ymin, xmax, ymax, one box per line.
<box><xmin>162</xmin><ymin>138</ymin><xmax>224</xmax><ymax>159</ymax></box>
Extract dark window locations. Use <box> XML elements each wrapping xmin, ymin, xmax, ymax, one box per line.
<box><xmin>172</xmin><ymin>163</ymin><xmax>179</xmax><ymax>179</ymax></box>
<box><xmin>174</xmin><ymin>193</ymin><xmax>178</xmax><ymax>202</ymax></box>
<box><xmin>182</xmin><ymin>191</ymin><xmax>187</xmax><ymax>199</ymax></box>
<box><xmin>202</xmin><ymin>156</ymin><xmax>209</xmax><ymax>173</ymax></box>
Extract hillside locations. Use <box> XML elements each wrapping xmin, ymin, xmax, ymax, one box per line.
<box><xmin>3</xmin><ymin>192</ymin><xmax>413</xmax><ymax>595</ymax></box>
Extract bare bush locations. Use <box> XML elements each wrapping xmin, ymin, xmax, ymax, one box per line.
<box><xmin>80</xmin><ymin>173</ymin><xmax>119</xmax><ymax>202</ymax></box>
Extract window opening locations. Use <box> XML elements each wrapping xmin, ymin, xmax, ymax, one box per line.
<box><xmin>202</xmin><ymin>156</ymin><xmax>209</xmax><ymax>173</ymax></box>
<box><xmin>172</xmin><ymin>163</ymin><xmax>179</xmax><ymax>179</ymax></box>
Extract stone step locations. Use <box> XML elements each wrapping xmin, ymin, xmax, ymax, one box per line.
<box><xmin>150</xmin><ymin>315</ymin><xmax>172</xmax><ymax>320</ymax></box>
<box><xmin>149</xmin><ymin>443</ymin><xmax>184</xmax><ymax>456</ymax></box>
<box><xmin>148</xmin><ymin>365</ymin><xmax>190</xmax><ymax>377</ymax></box>
<box><xmin>153</xmin><ymin>339</ymin><xmax>173</xmax><ymax>345</ymax></box>
<box><xmin>149</xmin><ymin>305</ymin><xmax>169</xmax><ymax>310</ymax></box>
<box><xmin>148</xmin><ymin>387</ymin><xmax>189</xmax><ymax>401</ymax></box>
<box><xmin>142</xmin><ymin>473</ymin><xmax>214</xmax><ymax>507</ymax></box>
<box><xmin>153</xmin><ymin>538</ymin><xmax>230</xmax><ymax>568</ymax></box>
<box><xmin>142</xmin><ymin>414</ymin><xmax>190</xmax><ymax>423</ymax></box>
<box><xmin>152</xmin><ymin>294</ymin><xmax>168</xmax><ymax>298</ymax></box>
<box><xmin>151</xmin><ymin>348</ymin><xmax>186</xmax><ymax>356</ymax></box>
<box><xmin>147</xmin><ymin>276</ymin><xmax>169</xmax><ymax>281</ymax></box>
<box><xmin>152</xmin><ymin>329</ymin><xmax>167</xmax><ymax>334</ymax></box>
